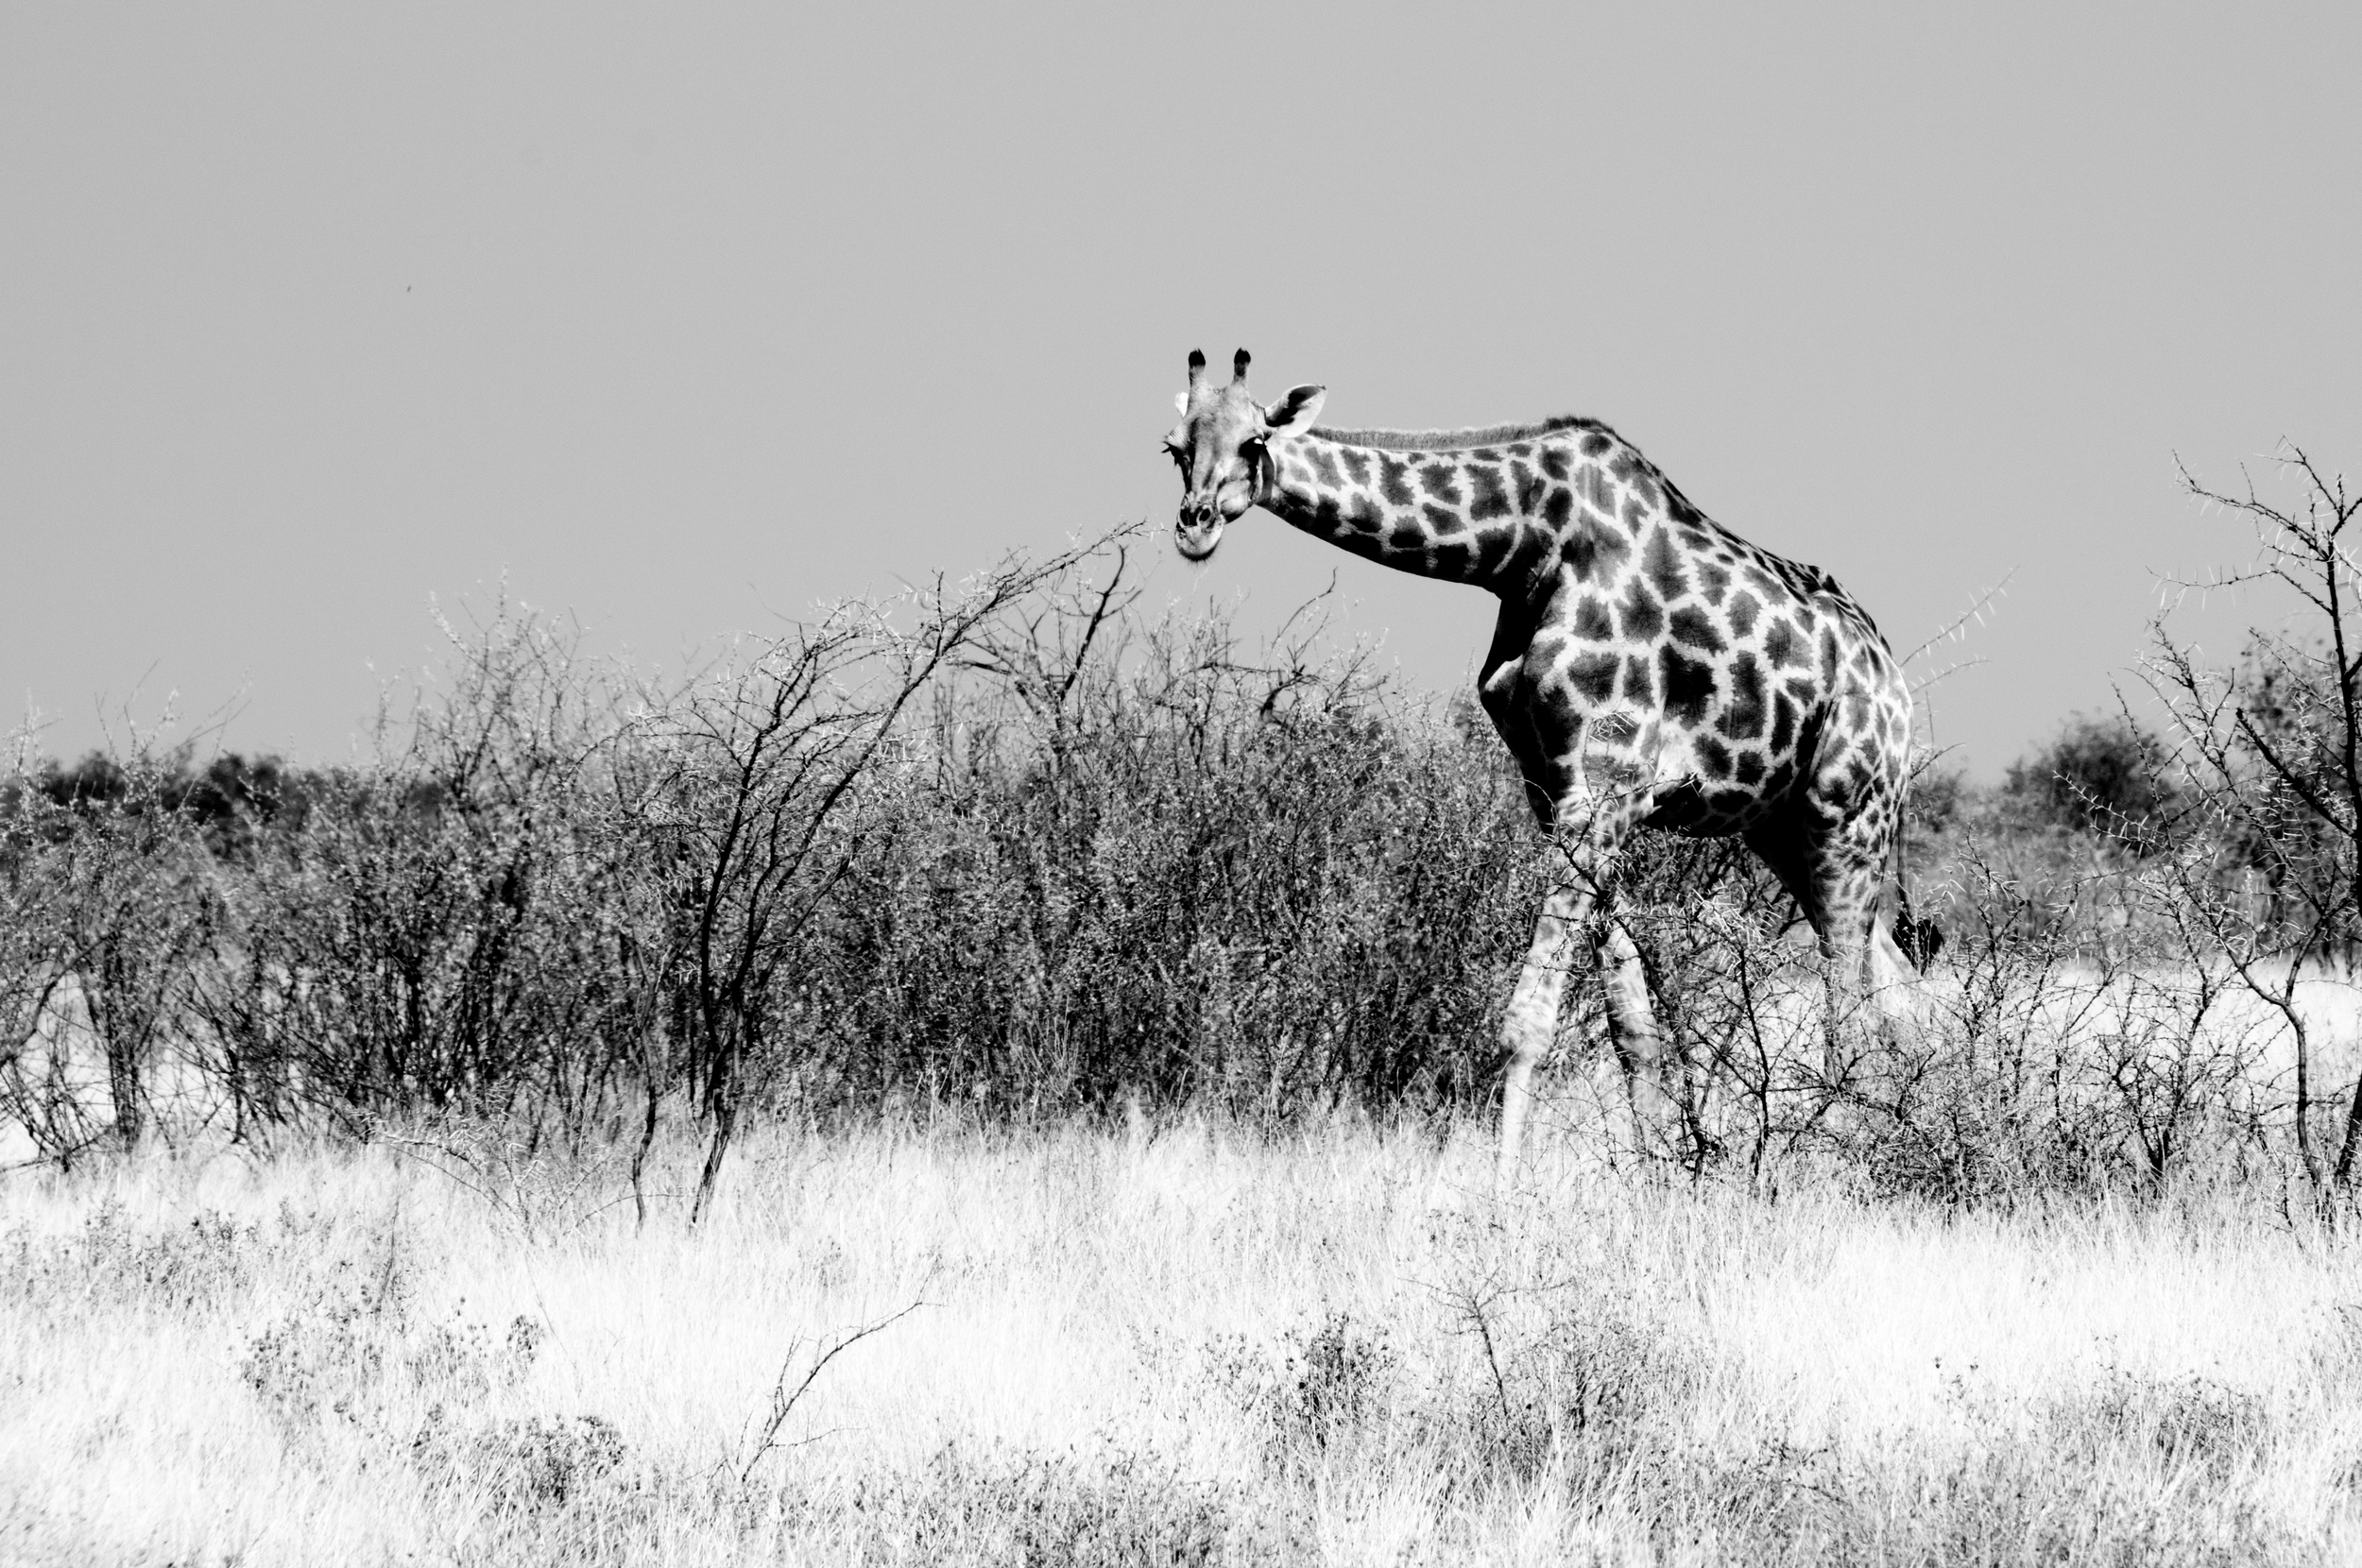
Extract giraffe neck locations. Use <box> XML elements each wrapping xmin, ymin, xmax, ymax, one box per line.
<box><xmin>1260</xmin><ymin>433</ymin><xmax>1539</xmax><ymax>591</ymax></box>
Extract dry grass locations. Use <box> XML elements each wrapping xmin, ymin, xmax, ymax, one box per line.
<box><xmin>8</xmin><ymin>1115</ymin><xmax>2362</xmax><ymax>1566</ymax></box>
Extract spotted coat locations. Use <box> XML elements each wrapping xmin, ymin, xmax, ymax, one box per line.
<box><xmin>1261</xmin><ymin>414</ymin><xmax>1909</xmax><ymax>871</ymax></box>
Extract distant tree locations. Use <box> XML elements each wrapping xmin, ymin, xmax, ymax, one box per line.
<box><xmin>178</xmin><ymin>754</ymin><xmax>316</xmax><ymax>859</ymax></box>
<box><xmin>1908</xmin><ymin>763</ymin><xmax>1969</xmax><ymax>836</ymax></box>
<box><xmin>37</xmin><ymin>753</ymin><xmax>130</xmax><ymax>810</ymax></box>
<box><xmin>2001</xmin><ymin>711</ymin><xmax>2176</xmax><ymax>847</ymax></box>
<box><xmin>27</xmin><ymin>749</ymin><xmax>314</xmax><ymax>860</ymax></box>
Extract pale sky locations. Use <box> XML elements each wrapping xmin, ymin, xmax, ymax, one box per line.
<box><xmin>4</xmin><ymin>4</ymin><xmax>2356</xmax><ymax>774</ymax></box>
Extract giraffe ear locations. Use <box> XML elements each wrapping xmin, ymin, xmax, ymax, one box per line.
<box><xmin>1260</xmin><ymin>384</ymin><xmax>1326</xmax><ymax>435</ymax></box>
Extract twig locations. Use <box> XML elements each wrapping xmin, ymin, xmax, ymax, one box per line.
<box><xmin>1903</xmin><ymin>570</ymin><xmax>2016</xmax><ymax>668</ymax></box>
<box><xmin>737</xmin><ymin>1301</ymin><xmax>927</xmax><ymax>1486</ymax></box>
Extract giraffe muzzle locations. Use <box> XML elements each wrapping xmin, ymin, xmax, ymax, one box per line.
<box><xmin>1175</xmin><ymin>501</ymin><xmax>1225</xmax><ymax>561</ymax></box>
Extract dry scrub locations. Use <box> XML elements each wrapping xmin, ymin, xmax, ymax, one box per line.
<box><xmin>8</xmin><ymin>1117</ymin><xmax>2362</xmax><ymax>1566</ymax></box>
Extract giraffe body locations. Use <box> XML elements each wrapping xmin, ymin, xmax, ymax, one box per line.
<box><xmin>1167</xmin><ymin>350</ymin><xmax>1917</xmax><ymax>1174</ymax></box>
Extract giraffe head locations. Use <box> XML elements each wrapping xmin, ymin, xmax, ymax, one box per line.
<box><xmin>1166</xmin><ymin>348</ymin><xmax>1326</xmax><ymax>560</ymax></box>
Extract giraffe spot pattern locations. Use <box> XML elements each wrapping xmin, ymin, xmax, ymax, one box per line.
<box><xmin>1658</xmin><ymin>647</ymin><xmax>1716</xmax><ymax>726</ymax></box>
<box><xmin>1669</xmin><ymin>606</ymin><xmax>1725</xmax><ymax>655</ymax></box>
<box><xmin>1566</xmin><ymin>652</ymin><xmax>1620</xmax><ymax>705</ymax></box>
<box><xmin>1618</xmin><ymin>578</ymin><xmax>1665</xmax><ymax>641</ymax></box>
<box><xmin>1561</xmin><ymin>507</ymin><xmax>1631</xmax><ymax>583</ymax></box>
<box><xmin>1726</xmin><ymin>590</ymin><xmax>1760</xmax><ymax>639</ymax></box>
<box><xmin>1570</xmin><ymin>594</ymin><xmax>1616</xmax><ymax>641</ymax></box>
<box><xmin>1579</xmin><ymin>465</ymin><xmax>1616</xmax><ymax>515</ymax></box>
<box><xmin>1621</xmin><ymin>654</ymin><xmax>1653</xmax><ymax>706</ymax></box>
<box><xmin>1469</xmin><ymin>465</ymin><xmax>1512</xmax><ymax>520</ymax></box>
<box><xmin>1513</xmin><ymin>462</ymin><xmax>1549</xmax><ymax>513</ymax></box>
<box><xmin>1248</xmin><ymin>420</ymin><xmax>1908</xmax><ymax>943</ymax></box>
<box><xmin>1723</xmin><ymin>654</ymin><xmax>1766</xmax><ymax>740</ymax></box>
<box><xmin>1642</xmin><ymin>529</ymin><xmax>1686</xmax><ymax>602</ymax></box>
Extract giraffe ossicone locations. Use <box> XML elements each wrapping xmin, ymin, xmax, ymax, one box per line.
<box><xmin>1166</xmin><ymin>348</ymin><xmax>1921</xmax><ymax>1178</ymax></box>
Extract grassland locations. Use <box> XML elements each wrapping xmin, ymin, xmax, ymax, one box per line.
<box><xmin>8</xmin><ymin>1112</ymin><xmax>2362</xmax><ymax>1566</ymax></box>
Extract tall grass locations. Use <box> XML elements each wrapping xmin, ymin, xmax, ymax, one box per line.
<box><xmin>7</xmin><ymin>1117</ymin><xmax>2360</xmax><ymax>1565</ymax></box>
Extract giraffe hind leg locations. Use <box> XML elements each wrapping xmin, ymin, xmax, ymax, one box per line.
<box><xmin>1745</xmin><ymin>820</ymin><xmax>1882</xmax><ymax>1105</ymax></box>
<box><xmin>1802</xmin><ymin>827</ymin><xmax>1929</xmax><ymax>1123</ymax></box>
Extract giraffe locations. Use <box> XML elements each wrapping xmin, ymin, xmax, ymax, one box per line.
<box><xmin>1165</xmin><ymin>349</ymin><xmax>1920</xmax><ymax>1175</ymax></box>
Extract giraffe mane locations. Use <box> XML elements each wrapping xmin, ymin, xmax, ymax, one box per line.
<box><xmin>1306</xmin><ymin>414</ymin><xmax>1614</xmax><ymax>452</ymax></box>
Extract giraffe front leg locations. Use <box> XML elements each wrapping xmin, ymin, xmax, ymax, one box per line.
<box><xmin>1596</xmin><ymin>914</ymin><xmax>1686</xmax><ymax>1159</ymax></box>
<box><xmin>1498</xmin><ymin>881</ymin><xmax>1590</xmax><ymax>1185</ymax></box>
